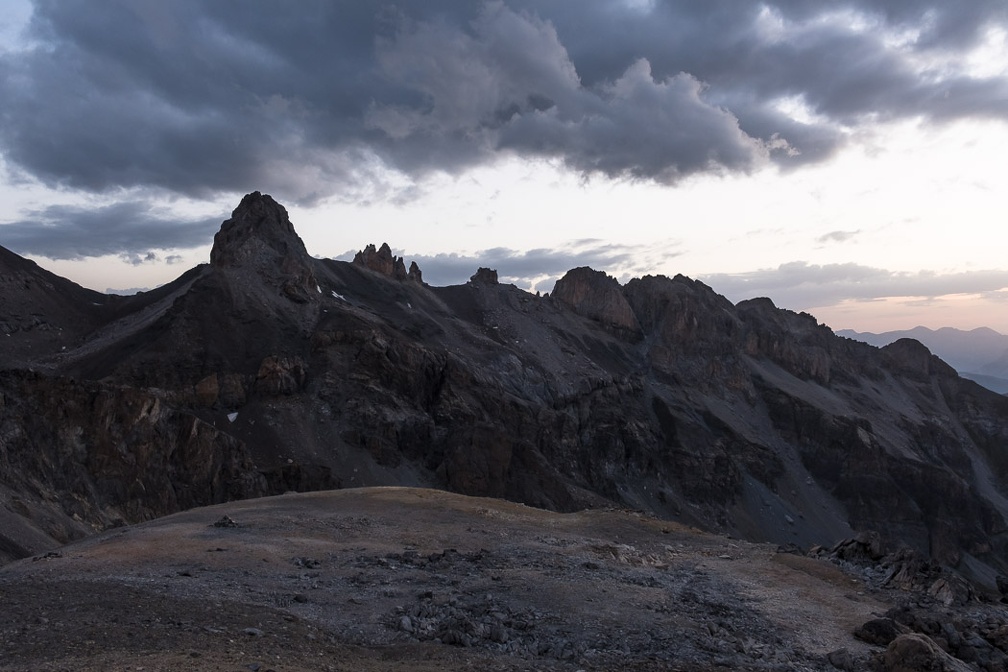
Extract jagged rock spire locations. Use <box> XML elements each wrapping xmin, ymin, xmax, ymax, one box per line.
<box><xmin>210</xmin><ymin>191</ymin><xmax>309</xmax><ymax>268</ymax></box>
<box><xmin>210</xmin><ymin>191</ymin><xmax>316</xmax><ymax>302</ymax></box>
<box><xmin>353</xmin><ymin>242</ymin><xmax>423</xmax><ymax>282</ymax></box>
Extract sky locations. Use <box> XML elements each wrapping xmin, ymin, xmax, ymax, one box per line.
<box><xmin>1</xmin><ymin>0</ymin><xmax>1007</xmax><ymax>333</ymax></box>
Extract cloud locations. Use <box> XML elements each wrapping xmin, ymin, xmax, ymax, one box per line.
<box><xmin>0</xmin><ymin>201</ymin><xmax>218</xmax><ymax>259</ymax></box>
<box><xmin>817</xmin><ymin>230</ymin><xmax>860</xmax><ymax>243</ymax></box>
<box><xmin>120</xmin><ymin>251</ymin><xmax>160</xmax><ymax>266</ymax></box>
<box><xmin>0</xmin><ymin>1</ymin><xmax>1005</xmax><ymax>206</ymax></box>
<box><xmin>369</xmin><ymin>6</ymin><xmax>766</xmax><ymax>182</ymax></box>
<box><xmin>703</xmin><ymin>261</ymin><xmax>1008</xmax><ymax>310</ymax></box>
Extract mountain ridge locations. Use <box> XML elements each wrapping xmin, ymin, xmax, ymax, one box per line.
<box><xmin>2</xmin><ymin>192</ymin><xmax>1007</xmax><ymax>597</ymax></box>
<box><xmin>837</xmin><ymin>326</ymin><xmax>1008</xmax><ymax>393</ymax></box>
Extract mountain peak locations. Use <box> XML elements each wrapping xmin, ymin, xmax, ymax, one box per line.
<box><xmin>552</xmin><ymin>266</ymin><xmax>641</xmax><ymax>338</ymax></box>
<box><xmin>210</xmin><ymin>191</ymin><xmax>309</xmax><ymax>268</ymax></box>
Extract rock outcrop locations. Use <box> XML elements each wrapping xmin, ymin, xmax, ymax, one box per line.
<box><xmin>353</xmin><ymin>242</ymin><xmax>422</xmax><ymax>282</ymax></box>
<box><xmin>884</xmin><ymin>633</ymin><xmax>974</xmax><ymax>672</ymax></box>
<box><xmin>552</xmin><ymin>267</ymin><xmax>642</xmax><ymax>339</ymax></box>
<box><xmin>469</xmin><ymin>267</ymin><xmax>498</xmax><ymax>285</ymax></box>
<box><xmin>0</xmin><ymin>370</ymin><xmax>267</xmax><ymax>561</ymax></box>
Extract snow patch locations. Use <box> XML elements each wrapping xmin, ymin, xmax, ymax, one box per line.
<box><xmin>227</xmin><ymin>412</ymin><xmax>238</xmax><ymax>423</ymax></box>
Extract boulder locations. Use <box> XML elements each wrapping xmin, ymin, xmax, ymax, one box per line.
<box><xmin>855</xmin><ymin>618</ymin><xmax>909</xmax><ymax>647</ymax></box>
<box><xmin>883</xmin><ymin>633</ymin><xmax>972</xmax><ymax>672</ymax></box>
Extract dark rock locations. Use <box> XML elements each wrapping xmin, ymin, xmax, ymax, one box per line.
<box><xmin>210</xmin><ymin>191</ymin><xmax>317</xmax><ymax>298</ymax></box>
<box><xmin>469</xmin><ymin>267</ymin><xmax>498</xmax><ymax>285</ymax></box>
<box><xmin>254</xmin><ymin>355</ymin><xmax>307</xmax><ymax>396</ymax></box>
<box><xmin>985</xmin><ymin>623</ymin><xmax>1008</xmax><ymax>652</ymax></box>
<box><xmin>353</xmin><ymin>242</ymin><xmax>408</xmax><ymax>280</ymax></box>
<box><xmin>878</xmin><ymin>549</ymin><xmax>974</xmax><ymax>605</ymax></box>
<box><xmin>213</xmin><ymin>516</ymin><xmax>240</xmax><ymax>528</ymax></box>
<box><xmin>832</xmin><ymin>532</ymin><xmax>886</xmax><ymax>563</ymax></box>
<box><xmin>209</xmin><ymin>191</ymin><xmax>302</xmax><ymax>265</ymax></box>
<box><xmin>883</xmin><ymin>633</ymin><xmax>972</xmax><ymax>672</ymax></box>
<box><xmin>827</xmin><ymin>647</ymin><xmax>856</xmax><ymax>670</ymax></box>
<box><xmin>552</xmin><ymin>267</ymin><xmax>642</xmax><ymax>339</ymax></box>
<box><xmin>856</xmin><ymin>618</ymin><xmax>909</xmax><ymax>647</ymax></box>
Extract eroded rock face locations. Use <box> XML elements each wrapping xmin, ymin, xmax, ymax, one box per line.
<box><xmin>0</xmin><ymin>370</ymin><xmax>267</xmax><ymax>549</ymax></box>
<box><xmin>552</xmin><ymin>267</ymin><xmax>641</xmax><ymax>339</ymax></box>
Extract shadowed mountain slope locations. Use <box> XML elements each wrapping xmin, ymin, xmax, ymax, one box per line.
<box><xmin>838</xmin><ymin>326</ymin><xmax>1008</xmax><ymax>394</ymax></box>
<box><xmin>2</xmin><ymin>192</ymin><xmax>1007</xmax><ymax>594</ymax></box>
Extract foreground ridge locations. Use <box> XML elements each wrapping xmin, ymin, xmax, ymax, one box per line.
<box><xmin>4</xmin><ymin>488</ymin><xmax>1008</xmax><ymax>670</ymax></box>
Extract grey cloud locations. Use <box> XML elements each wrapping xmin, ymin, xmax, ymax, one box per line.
<box><xmin>0</xmin><ymin>0</ymin><xmax>1006</xmax><ymax>208</ymax></box>
<box><xmin>703</xmin><ymin>262</ymin><xmax>1008</xmax><ymax>311</ymax></box>
<box><xmin>369</xmin><ymin>6</ymin><xmax>765</xmax><ymax>181</ymax></box>
<box><xmin>981</xmin><ymin>289</ymin><xmax>1008</xmax><ymax>303</ymax></box>
<box><xmin>497</xmin><ymin>62</ymin><xmax>766</xmax><ymax>181</ymax></box>
<box><xmin>817</xmin><ymin>230</ymin><xmax>860</xmax><ymax>243</ymax></box>
<box><xmin>0</xmin><ymin>201</ymin><xmax>218</xmax><ymax>259</ymax></box>
<box><xmin>121</xmin><ymin>251</ymin><xmax>160</xmax><ymax>266</ymax></box>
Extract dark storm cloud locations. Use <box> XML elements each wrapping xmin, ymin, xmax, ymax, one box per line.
<box><xmin>0</xmin><ymin>201</ymin><xmax>218</xmax><ymax>259</ymax></box>
<box><xmin>1</xmin><ymin>0</ymin><xmax>1007</xmax><ymax>210</ymax></box>
<box><xmin>361</xmin><ymin>239</ymin><xmax>671</xmax><ymax>289</ymax></box>
<box><xmin>703</xmin><ymin>262</ymin><xmax>1008</xmax><ymax>310</ymax></box>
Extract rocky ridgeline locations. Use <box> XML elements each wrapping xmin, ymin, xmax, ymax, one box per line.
<box><xmin>552</xmin><ymin>266</ymin><xmax>642</xmax><ymax>339</ymax></box>
<box><xmin>1</xmin><ymin>192</ymin><xmax>1008</xmax><ymax>606</ymax></box>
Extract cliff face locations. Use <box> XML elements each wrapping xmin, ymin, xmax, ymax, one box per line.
<box><xmin>2</xmin><ymin>192</ymin><xmax>1007</xmax><ymax>591</ymax></box>
<box><xmin>0</xmin><ymin>370</ymin><xmax>267</xmax><ymax>562</ymax></box>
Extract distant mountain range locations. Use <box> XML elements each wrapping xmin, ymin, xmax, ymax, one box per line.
<box><xmin>836</xmin><ymin>326</ymin><xmax>1008</xmax><ymax>394</ymax></box>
